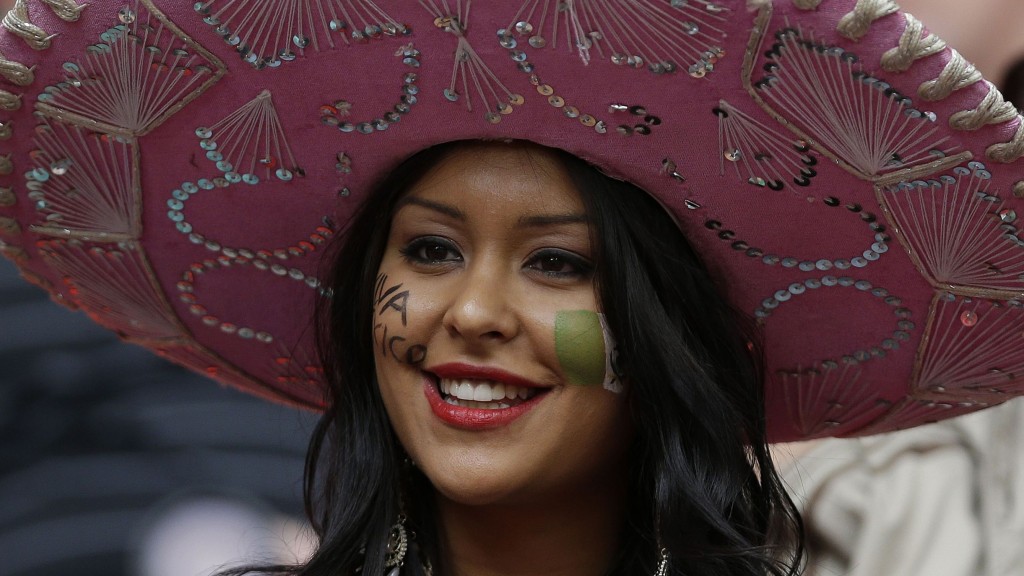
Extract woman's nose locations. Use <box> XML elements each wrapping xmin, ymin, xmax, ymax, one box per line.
<box><xmin>441</xmin><ymin>259</ymin><xmax>519</xmax><ymax>344</ymax></box>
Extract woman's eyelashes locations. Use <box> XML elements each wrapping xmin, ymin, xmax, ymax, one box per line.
<box><xmin>526</xmin><ymin>249</ymin><xmax>593</xmax><ymax>279</ymax></box>
<box><xmin>399</xmin><ymin>236</ymin><xmax>462</xmax><ymax>266</ymax></box>
<box><xmin>398</xmin><ymin>237</ymin><xmax>592</xmax><ymax>279</ymax></box>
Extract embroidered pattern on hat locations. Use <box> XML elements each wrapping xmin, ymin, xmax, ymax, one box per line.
<box><xmin>38</xmin><ymin>239</ymin><xmax>185</xmax><ymax>340</ymax></box>
<box><xmin>193</xmin><ymin>0</ymin><xmax>409</xmax><ymax>69</ymax></box>
<box><xmin>27</xmin><ymin>118</ymin><xmax>140</xmax><ymax>241</ymax></box>
<box><xmin>504</xmin><ymin>0</ymin><xmax>730</xmax><ymax>76</ymax></box>
<box><xmin>33</xmin><ymin>5</ymin><xmax>223</xmax><ymax>136</ymax></box>
<box><xmin>881</xmin><ymin>163</ymin><xmax>1024</xmax><ymax>295</ymax></box>
<box><xmin>714</xmin><ymin>99</ymin><xmax>818</xmax><ymax>192</ymax></box>
<box><xmin>776</xmin><ymin>364</ymin><xmax>890</xmax><ymax>437</ymax></box>
<box><xmin>914</xmin><ymin>293</ymin><xmax>1024</xmax><ymax>403</ymax></box>
<box><xmin>750</xmin><ymin>27</ymin><xmax>968</xmax><ymax>182</ymax></box>
<box><xmin>424</xmin><ymin>2</ymin><xmax>524</xmax><ymax>124</ymax></box>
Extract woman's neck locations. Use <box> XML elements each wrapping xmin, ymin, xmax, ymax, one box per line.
<box><xmin>433</xmin><ymin>479</ymin><xmax>628</xmax><ymax>576</ymax></box>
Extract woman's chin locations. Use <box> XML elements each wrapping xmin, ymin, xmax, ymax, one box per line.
<box><xmin>422</xmin><ymin>460</ymin><xmax>535</xmax><ymax>507</ymax></box>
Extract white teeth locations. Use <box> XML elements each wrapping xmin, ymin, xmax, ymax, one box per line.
<box><xmin>443</xmin><ymin>396</ymin><xmax>513</xmax><ymax>409</ymax></box>
<box><xmin>472</xmin><ymin>383</ymin><xmax>492</xmax><ymax>402</ymax></box>
<box><xmin>438</xmin><ymin>378</ymin><xmax>536</xmax><ymax>403</ymax></box>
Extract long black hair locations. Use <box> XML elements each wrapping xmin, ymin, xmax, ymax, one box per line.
<box><xmin>222</xmin><ymin>141</ymin><xmax>804</xmax><ymax>576</ymax></box>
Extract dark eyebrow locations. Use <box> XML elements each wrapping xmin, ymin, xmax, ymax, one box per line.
<box><xmin>517</xmin><ymin>213</ymin><xmax>589</xmax><ymax>228</ymax></box>
<box><xmin>395</xmin><ymin>196</ymin><xmax>464</xmax><ymax>220</ymax></box>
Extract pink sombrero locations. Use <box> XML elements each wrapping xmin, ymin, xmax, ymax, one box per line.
<box><xmin>0</xmin><ymin>0</ymin><xmax>1022</xmax><ymax>441</ymax></box>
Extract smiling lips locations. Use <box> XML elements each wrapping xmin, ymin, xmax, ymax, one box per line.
<box><xmin>424</xmin><ymin>363</ymin><xmax>549</xmax><ymax>429</ymax></box>
<box><xmin>439</xmin><ymin>379</ymin><xmax>536</xmax><ymax>408</ymax></box>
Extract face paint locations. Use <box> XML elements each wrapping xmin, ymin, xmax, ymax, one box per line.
<box><xmin>373</xmin><ymin>272</ymin><xmax>428</xmax><ymax>366</ymax></box>
<box><xmin>555</xmin><ymin>310</ymin><xmax>623</xmax><ymax>393</ymax></box>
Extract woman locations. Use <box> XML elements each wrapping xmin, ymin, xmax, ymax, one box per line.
<box><xmin>0</xmin><ymin>0</ymin><xmax>1021</xmax><ymax>574</ymax></box>
<box><xmin>280</xmin><ymin>140</ymin><xmax>803</xmax><ymax>575</ymax></box>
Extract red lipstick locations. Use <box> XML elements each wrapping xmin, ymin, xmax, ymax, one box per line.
<box><xmin>429</xmin><ymin>363</ymin><xmax>547</xmax><ymax>389</ymax></box>
<box><xmin>423</xmin><ymin>363</ymin><xmax>549</xmax><ymax>430</ymax></box>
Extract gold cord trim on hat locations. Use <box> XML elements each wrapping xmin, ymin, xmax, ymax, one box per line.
<box><xmin>0</xmin><ymin>216</ymin><xmax>22</xmax><ymax>235</ymax></box>
<box><xmin>950</xmin><ymin>83</ymin><xmax>1019</xmax><ymax>130</ymax></box>
<box><xmin>791</xmin><ymin>0</ymin><xmax>823</xmax><ymax>9</ymax></box>
<box><xmin>914</xmin><ymin>52</ymin><xmax>1024</xmax><ymax>163</ymax></box>
<box><xmin>872</xmin><ymin>10</ymin><xmax>1024</xmax><ymax>163</ymax></box>
<box><xmin>837</xmin><ymin>0</ymin><xmax>900</xmax><ymax>41</ymax></box>
<box><xmin>880</xmin><ymin>13</ymin><xmax>945</xmax><ymax>73</ymax></box>
<box><xmin>0</xmin><ymin>48</ymin><xmax>34</xmax><ymax>86</ymax></box>
<box><xmin>0</xmin><ymin>240</ymin><xmax>27</xmax><ymax>261</ymax></box>
<box><xmin>987</xmin><ymin>123</ymin><xmax>1024</xmax><ymax>163</ymax></box>
<box><xmin>3</xmin><ymin>0</ymin><xmax>57</xmax><ymax>50</ymax></box>
<box><xmin>39</xmin><ymin>0</ymin><xmax>87</xmax><ymax>22</ymax></box>
<box><xmin>0</xmin><ymin>90</ymin><xmax>22</xmax><ymax>111</ymax></box>
<box><xmin>918</xmin><ymin>49</ymin><xmax>983</xmax><ymax>101</ymax></box>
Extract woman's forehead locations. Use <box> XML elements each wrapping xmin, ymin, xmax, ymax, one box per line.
<box><xmin>402</xmin><ymin>144</ymin><xmax>585</xmax><ymax>214</ymax></box>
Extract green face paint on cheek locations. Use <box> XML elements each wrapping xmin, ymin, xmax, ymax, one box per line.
<box><xmin>554</xmin><ymin>310</ymin><xmax>607</xmax><ymax>387</ymax></box>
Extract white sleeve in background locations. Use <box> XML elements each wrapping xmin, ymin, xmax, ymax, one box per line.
<box><xmin>778</xmin><ymin>399</ymin><xmax>1024</xmax><ymax>576</ymax></box>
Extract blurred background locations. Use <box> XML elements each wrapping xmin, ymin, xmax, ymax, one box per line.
<box><xmin>1</xmin><ymin>1</ymin><xmax>1023</xmax><ymax>576</ymax></box>
<box><xmin>0</xmin><ymin>254</ymin><xmax>316</xmax><ymax>575</ymax></box>
<box><xmin>0</xmin><ymin>247</ymin><xmax>316</xmax><ymax>575</ymax></box>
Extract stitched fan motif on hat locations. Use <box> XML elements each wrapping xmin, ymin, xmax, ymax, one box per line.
<box><xmin>35</xmin><ymin>6</ymin><xmax>221</xmax><ymax>135</ymax></box>
<box><xmin>496</xmin><ymin>1</ymin><xmax>707</xmax><ymax>135</ymax></box>
<box><xmin>881</xmin><ymin>164</ymin><xmax>1024</xmax><ymax>294</ymax></box>
<box><xmin>505</xmin><ymin>0</ymin><xmax>729</xmax><ymax>76</ymax></box>
<box><xmin>27</xmin><ymin>120</ymin><xmax>139</xmax><ymax>240</ymax></box>
<box><xmin>778</xmin><ymin>365</ymin><xmax>889</xmax><ymax>437</ymax></box>
<box><xmin>38</xmin><ymin>239</ymin><xmax>185</xmax><ymax>340</ymax></box>
<box><xmin>914</xmin><ymin>294</ymin><xmax>1024</xmax><ymax>402</ymax></box>
<box><xmin>750</xmin><ymin>26</ymin><xmax>970</xmax><ymax>183</ymax></box>
<box><xmin>193</xmin><ymin>0</ymin><xmax>409</xmax><ymax>69</ymax></box>
<box><xmin>714</xmin><ymin>100</ymin><xmax>819</xmax><ymax>191</ymax></box>
<box><xmin>420</xmin><ymin>1</ymin><xmax>524</xmax><ymax>124</ymax></box>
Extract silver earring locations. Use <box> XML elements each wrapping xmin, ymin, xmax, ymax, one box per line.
<box><xmin>384</xmin><ymin>514</ymin><xmax>408</xmax><ymax>576</ymax></box>
<box><xmin>654</xmin><ymin>547</ymin><xmax>669</xmax><ymax>576</ymax></box>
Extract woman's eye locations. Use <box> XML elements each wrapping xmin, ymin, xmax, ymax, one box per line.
<box><xmin>400</xmin><ymin>237</ymin><xmax>461</xmax><ymax>264</ymax></box>
<box><xmin>527</xmin><ymin>250</ymin><xmax>592</xmax><ymax>278</ymax></box>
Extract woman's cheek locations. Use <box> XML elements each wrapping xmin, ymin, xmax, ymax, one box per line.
<box><xmin>372</xmin><ymin>271</ymin><xmax>428</xmax><ymax>366</ymax></box>
<box><xmin>554</xmin><ymin>310</ymin><xmax>623</xmax><ymax>393</ymax></box>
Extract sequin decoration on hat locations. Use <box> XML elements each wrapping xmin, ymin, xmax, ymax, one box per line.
<box><xmin>1</xmin><ymin>0</ymin><xmax>1023</xmax><ymax>440</ymax></box>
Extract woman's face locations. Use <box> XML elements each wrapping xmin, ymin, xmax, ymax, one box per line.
<box><xmin>373</xmin><ymin>144</ymin><xmax>632</xmax><ymax>506</ymax></box>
